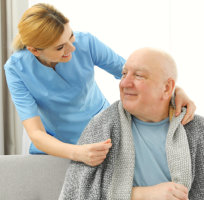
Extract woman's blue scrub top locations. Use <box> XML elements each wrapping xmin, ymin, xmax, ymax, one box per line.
<box><xmin>4</xmin><ymin>32</ymin><xmax>125</xmax><ymax>151</ymax></box>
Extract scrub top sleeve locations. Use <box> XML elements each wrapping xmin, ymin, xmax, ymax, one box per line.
<box><xmin>88</xmin><ymin>33</ymin><xmax>126</xmax><ymax>79</ymax></box>
<box><xmin>4</xmin><ymin>67</ymin><xmax>39</xmax><ymax>121</ymax></box>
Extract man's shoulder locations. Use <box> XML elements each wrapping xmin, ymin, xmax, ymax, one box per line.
<box><xmin>184</xmin><ymin>114</ymin><xmax>204</xmax><ymax>142</ymax></box>
<box><xmin>79</xmin><ymin>101</ymin><xmax>122</xmax><ymax>144</ymax></box>
<box><xmin>185</xmin><ymin>114</ymin><xmax>204</xmax><ymax>130</ymax></box>
<box><xmin>94</xmin><ymin>100</ymin><xmax>120</xmax><ymax>121</ymax></box>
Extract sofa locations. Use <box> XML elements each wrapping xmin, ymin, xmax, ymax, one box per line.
<box><xmin>0</xmin><ymin>155</ymin><xmax>69</xmax><ymax>200</ymax></box>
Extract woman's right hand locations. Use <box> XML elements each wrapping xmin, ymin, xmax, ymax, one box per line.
<box><xmin>74</xmin><ymin>139</ymin><xmax>112</xmax><ymax>166</ymax></box>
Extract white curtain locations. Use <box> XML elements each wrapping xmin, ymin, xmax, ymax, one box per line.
<box><xmin>0</xmin><ymin>0</ymin><xmax>28</xmax><ymax>154</ymax></box>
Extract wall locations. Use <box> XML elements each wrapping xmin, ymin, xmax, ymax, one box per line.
<box><xmin>29</xmin><ymin>0</ymin><xmax>204</xmax><ymax>115</ymax></box>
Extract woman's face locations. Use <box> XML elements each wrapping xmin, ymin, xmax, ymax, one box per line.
<box><xmin>36</xmin><ymin>23</ymin><xmax>76</xmax><ymax>67</ymax></box>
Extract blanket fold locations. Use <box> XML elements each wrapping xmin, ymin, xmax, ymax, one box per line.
<box><xmin>59</xmin><ymin>100</ymin><xmax>192</xmax><ymax>200</ymax></box>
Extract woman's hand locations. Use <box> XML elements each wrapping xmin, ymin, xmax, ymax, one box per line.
<box><xmin>73</xmin><ymin>139</ymin><xmax>112</xmax><ymax>166</ymax></box>
<box><xmin>175</xmin><ymin>87</ymin><xmax>196</xmax><ymax>125</ymax></box>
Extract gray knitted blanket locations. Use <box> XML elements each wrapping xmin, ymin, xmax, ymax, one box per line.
<box><xmin>59</xmin><ymin>100</ymin><xmax>196</xmax><ymax>200</ymax></box>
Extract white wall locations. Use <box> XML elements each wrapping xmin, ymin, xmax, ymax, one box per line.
<box><xmin>170</xmin><ymin>0</ymin><xmax>204</xmax><ymax>116</ymax></box>
<box><xmin>29</xmin><ymin>0</ymin><xmax>204</xmax><ymax>115</ymax></box>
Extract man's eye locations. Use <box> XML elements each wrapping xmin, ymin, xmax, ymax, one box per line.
<box><xmin>57</xmin><ymin>46</ymin><xmax>63</xmax><ymax>51</ymax></box>
<box><xmin>122</xmin><ymin>72</ymin><xmax>127</xmax><ymax>77</ymax></box>
<box><xmin>135</xmin><ymin>74</ymin><xmax>144</xmax><ymax>79</ymax></box>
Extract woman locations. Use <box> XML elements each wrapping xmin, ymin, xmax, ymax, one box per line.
<box><xmin>4</xmin><ymin>3</ymin><xmax>195</xmax><ymax>166</ymax></box>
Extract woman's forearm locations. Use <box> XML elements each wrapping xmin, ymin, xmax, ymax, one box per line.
<box><xmin>23</xmin><ymin>116</ymin><xmax>112</xmax><ymax>166</ymax></box>
<box><xmin>30</xmin><ymin>129</ymin><xmax>77</xmax><ymax>160</ymax></box>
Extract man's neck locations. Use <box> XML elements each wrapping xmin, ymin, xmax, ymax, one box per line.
<box><xmin>132</xmin><ymin>103</ymin><xmax>170</xmax><ymax>123</ymax></box>
<box><xmin>134</xmin><ymin>112</ymin><xmax>169</xmax><ymax>123</ymax></box>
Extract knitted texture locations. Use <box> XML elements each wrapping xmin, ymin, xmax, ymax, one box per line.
<box><xmin>166</xmin><ymin>107</ymin><xmax>192</xmax><ymax>190</ymax></box>
<box><xmin>58</xmin><ymin>101</ymin><xmax>128</xmax><ymax>200</ymax></box>
<box><xmin>184</xmin><ymin>115</ymin><xmax>204</xmax><ymax>199</ymax></box>
<box><xmin>59</xmin><ymin>101</ymin><xmax>204</xmax><ymax>199</ymax></box>
<box><xmin>108</xmin><ymin>102</ymin><xmax>135</xmax><ymax>200</ymax></box>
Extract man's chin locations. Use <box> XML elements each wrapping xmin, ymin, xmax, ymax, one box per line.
<box><xmin>121</xmin><ymin>100</ymin><xmax>137</xmax><ymax>113</ymax></box>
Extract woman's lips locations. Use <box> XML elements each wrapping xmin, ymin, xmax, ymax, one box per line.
<box><xmin>62</xmin><ymin>53</ymin><xmax>71</xmax><ymax>58</ymax></box>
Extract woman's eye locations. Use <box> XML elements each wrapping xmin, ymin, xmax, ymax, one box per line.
<box><xmin>57</xmin><ymin>46</ymin><xmax>63</xmax><ymax>51</ymax></box>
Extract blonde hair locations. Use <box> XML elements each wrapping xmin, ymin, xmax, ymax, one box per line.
<box><xmin>13</xmin><ymin>3</ymin><xmax>69</xmax><ymax>51</ymax></box>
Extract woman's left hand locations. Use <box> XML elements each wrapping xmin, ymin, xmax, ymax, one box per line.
<box><xmin>174</xmin><ymin>86</ymin><xmax>196</xmax><ymax>125</ymax></box>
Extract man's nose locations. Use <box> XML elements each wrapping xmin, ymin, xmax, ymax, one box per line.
<box><xmin>120</xmin><ymin>75</ymin><xmax>133</xmax><ymax>88</ymax></box>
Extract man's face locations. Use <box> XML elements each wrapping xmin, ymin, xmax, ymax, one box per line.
<box><xmin>119</xmin><ymin>50</ymin><xmax>166</xmax><ymax>121</ymax></box>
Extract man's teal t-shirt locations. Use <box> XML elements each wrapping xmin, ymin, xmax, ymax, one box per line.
<box><xmin>131</xmin><ymin>116</ymin><xmax>172</xmax><ymax>186</ymax></box>
<box><xmin>4</xmin><ymin>32</ymin><xmax>125</xmax><ymax>153</ymax></box>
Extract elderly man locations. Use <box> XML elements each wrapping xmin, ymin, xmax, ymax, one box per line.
<box><xmin>59</xmin><ymin>48</ymin><xmax>204</xmax><ymax>200</ymax></box>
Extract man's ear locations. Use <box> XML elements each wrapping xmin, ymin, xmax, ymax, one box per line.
<box><xmin>163</xmin><ymin>78</ymin><xmax>175</xmax><ymax>99</ymax></box>
<box><xmin>26</xmin><ymin>46</ymin><xmax>41</xmax><ymax>56</ymax></box>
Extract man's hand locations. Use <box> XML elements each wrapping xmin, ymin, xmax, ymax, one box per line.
<box><xmin>175</xmin><ymin>86</ymin><xmax>196</xmax><ymax>125</ymax></box>
<box><xmin>73</xmin><ymin>139</ymin><xmax>112</xmax><ymax>166</ymax></box>
<box><xmin>131</xmin><ymin>182</ymin><xmax>188</xmax><ymax>200</ymax></box>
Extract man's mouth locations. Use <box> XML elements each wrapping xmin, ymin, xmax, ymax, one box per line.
<box><xmin>123</xmin><ymin>91</ymin><xmax>138</xmax><ymax>96</ymax></box>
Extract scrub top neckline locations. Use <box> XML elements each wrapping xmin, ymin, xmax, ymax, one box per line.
<box><xmin>31</xmin><ymin>52</ymin><xmax>61</xmax><ymax>71</ymax></box>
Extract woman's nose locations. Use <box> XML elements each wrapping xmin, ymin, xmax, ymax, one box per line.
<box><xmin>69</xmin><ymin>42</ymin><xmax>76</xmax><ymax>52</ymax></box>
<box><xmin>64</xmin><ymin>43</ymin><xmax>75</xmax><ymax>54</ymax></box>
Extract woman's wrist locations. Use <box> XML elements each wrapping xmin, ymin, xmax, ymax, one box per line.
<box><xmin>66</xmin><ymin>144</ymin><xmax>81</xmax><ymax>162</ymax></box>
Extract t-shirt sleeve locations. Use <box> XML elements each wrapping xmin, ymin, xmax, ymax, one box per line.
<box><xmin>88</xmin><ymin>33</ymin><xmax>126</xmax><ymax>79</ymax></box>
<box><xmin>4</xmin><ymin>65</ymin><xmax>39</xmax><ymax>121</ymax></box>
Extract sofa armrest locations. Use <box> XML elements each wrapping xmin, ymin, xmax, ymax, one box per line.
<box><xmin>0</xmin><ymin>155</ymin><xmax>69</xmax><ymax>200</ymax></box>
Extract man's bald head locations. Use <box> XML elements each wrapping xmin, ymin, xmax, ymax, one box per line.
<box><xmin>127</xmin><ymin>47</ymin><xmax>178</xmax><ymax>84</ymax></box>
<box><xmin>120</xmin><ymin>47</ymin><xmax>178</xmax><ymax>122</ymax></box>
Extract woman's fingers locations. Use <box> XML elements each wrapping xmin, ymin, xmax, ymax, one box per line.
<box><xmin>88</xmin><ymin>139</ymin><xmax>112</xmax><ymax>151</ymax></box>
<box><xmin>77</xmin><ymin>139</ymin><xmax>112</xmax><ymax>166</ymax></box>
<box><xmin>181</xmin><ymin>102</ymin><xmax>196</xmax><ymax>125</ymax></box>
